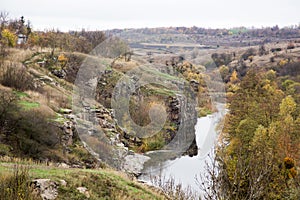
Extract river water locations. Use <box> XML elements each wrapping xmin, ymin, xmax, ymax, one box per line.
<box><xmin>139</xmin><ymin>104</ymin><xmax>226</xmax><ymax>194</ymax></box>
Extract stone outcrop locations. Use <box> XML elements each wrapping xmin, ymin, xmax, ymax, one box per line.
<box><xmin>74</xmin><ymin>98</ymin><xmax>132</xmax><ymax>170</ymax></box>
<box><xmin>61</xmin><ymin>121</ymin><xmax>74</xmax><ymax>147</ymax></box>
<box><xmin>167</xmin><ymin>95</ymin><xmax>198</xmax><ymax>157</ymax></box>
<box><xmin>74</xmin><ymin>58</ymin><xmax>198</xmax><ymax>175</ymax></box>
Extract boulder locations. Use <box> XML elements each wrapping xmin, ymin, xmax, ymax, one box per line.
<box><xmin>122</xmin><ymin>154</ymin><xmax>150</xmax><ymax>176</ymax></box>
<box><xmin>31</xmin><ymin>179</ymin><xmax>58</xmax><ymax>200</ymax></box>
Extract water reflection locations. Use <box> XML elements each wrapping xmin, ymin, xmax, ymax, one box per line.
<box><xmin>139</xmin><ymin>104</ymin><xmax>226</xmax><ymax>193</ymax></box>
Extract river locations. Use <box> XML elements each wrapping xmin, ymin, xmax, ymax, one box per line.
<box><xmin>138</xmin><ymin>104</ymin><xmax>226</xmax><ymax>194</ymax></box>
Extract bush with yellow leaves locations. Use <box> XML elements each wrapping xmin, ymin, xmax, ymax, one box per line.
<box><xmin>1</xmin><ymin>29</ymin><xmax>17</xmax><ymax>47</ymax></box>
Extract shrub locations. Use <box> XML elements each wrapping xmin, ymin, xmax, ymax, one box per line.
<box><xmin>241</xmin><ymin>48</ymin><xmax>256</xmax><ymax>60</ymax></box>
<box><xmin>287</xmin><ymin>42</ymin><xmax>295</xmax><ymax>50</ymax></box>
<box><xmin>15</xmin><ymin>110</ymin><xmax>60</xmax><ymax>158</ymax></box>
<box><xmin>150</xmin><ymin>174</ymin><xmax>198</xmax><ymax>200</ymax></box>
<box><xmin>0</xmin><ymin>165</ymin><xmax>41</xmax><ymax>200</ymax></box>
<box><xmin>259</xmin><ymin>44</ymin><xmax>268</xmax><ymax>56</ymax></box>
<box><xmin>1</xmin><ymin>29</ymin><xmax>17</xmax><ymax>47</ymax></box>
<box><xmin>211</xmin><ymin>53</ymin><xmax>233</xmax><ymax>67</ymax></box>
<box><xmin>0</xmin><ymin>92</ymin><xmax>61</xmax><ymax>160</ymax></box>
<box><xmin>277</xmin><ymin>61</ymin><xmax>300</xmax><ymax>77</ymax></box>
<box><xmin>270</xmin><ymin>56</ymin><xmax>275</xmax><ymax>62</ymax></box>
<box><xmin>0</xmin><ymin>143</ymin><xmax>12</xmax><ymax>156</ymax></box>
<box><xmin>278</xmin><ymin>59</ymin><xmax>288</xmax><ymax>67</ymax></box>
<box><xmin>0</xmin><ymin>62</ymin><xmax>34</xmax><ymax>91</ymax></box>
<box><xmin>0</xmin><ymin>90</ymin><xmax>18</xmax><ymax>135</ymax></box>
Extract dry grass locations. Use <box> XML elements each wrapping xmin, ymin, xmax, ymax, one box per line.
<box><xmin>0</xmin><ymin>61</ymin><xmax>34</xmax><ymax>91</ymax></box>
<box><xmin>0</xmin><ymin>156</ymin><xmax>53</xmax><ymax>166</ymax></box>
<box><xmin>42</xmin><ymin>85</ymin><xmax>71</xmax><ymax>111</ymax></box>
<box><xmin>25</xmin><ymin>90</ymin><xmax>57</xmax><ymax>116</ymax></box>
<box><xmin>150</xmin><ymin>174</ymin><xmax>200</xmax><ymax>200</ymax></box>
<box><xmin>5</xmin><ymin>48</ymin><xmax>34</xmax><ymax>63</ymax></box>
<box><xmin>112</xmin><ymin>58</ymin><xmax>139</xmax><ymax>73</ymax></box>
<box><xmin>0</xmin><ymin>165</ymin><xmax>41</xmax><ymax>200</ymax></box>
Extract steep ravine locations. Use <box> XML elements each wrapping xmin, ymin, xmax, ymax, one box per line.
<box><xmin>84</xmin><ymin>60</ymin><xmax>199</xmax><ymax>175</ymax></box>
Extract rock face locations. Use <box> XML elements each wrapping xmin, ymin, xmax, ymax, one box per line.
<box><xmin>61</xmin><ymin>121</ymin><xmax>74</xmax><ymax>147</ymax></box>
<box><xmin>95</xmin><ymin>68</ymin><xmax>198</xmax><ymax>155</ymax></box>
<box><xmin>74</xmin><ymin>58</ymin><xmax>198</xmax><ymax>175</ymax></box>
<box><xmin>31</xmin><ymin>179</ymin><xmax>58</xmax><ymax>200</ymax></box>
<box><xmin>74</xmin><ymin>98</ymin><xmax>131</xmax><ymax>170</ymax></box>
<box><xmin>166</xmin><ymin>95</ymin><xmax>198</xmax><ymax>157</ymax></box>
<box><xmin>142</xmin><ymin>93</ymin><xmax>198</xmax><ymax>168</ymax></box>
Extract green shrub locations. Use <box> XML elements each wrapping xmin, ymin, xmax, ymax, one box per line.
<box><xmin>0</xmin><ymin>90</ymin><xmax>18</xmax><ymax>135</ymax></box>
<box><xmin>0</xmin><ymin>144</ymin><xmax>12</xmax><ymax>156</ymax></box>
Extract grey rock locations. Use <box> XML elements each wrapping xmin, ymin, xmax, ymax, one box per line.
<box><xmin>39</xmin><ymin>75</ymin><xmax>54</xmax><ymax>83</ymax></box>
<box><xmin>76</xmin><ymin>187</ymin><xmax>90</xmax><ymax>198</ymax></box>
<box><xmin>116</xmin><ymin>142</ymin><xmax>125</xmax><ymax>148</ymax></box>
<box><xmin>128</xmin><ymin>150</ymin><xmax>135</xmax><ymax>155</ymax></box>
<box><xmin>122</xmin><ymin>154</ymin><xmax>150</xmax><ymax>176</ymax></box>
<box><xmin>59</xmin><ymin>179</ymin><xmax>67</xmax><ymax>187</ymax></box>
<box><xmin>57</xmin><ymin>163</ymin><xmax>70</xmax><ymax>168</ymax></box>
<box><xmin>31</xmin><ymin>179</ymin><xmax>58</xmax><ymax>200</ymax></box>
<box><xmin>60</xmin><ymin>108</ymin><xmax>72</xmax><ymax>114</ymax></box>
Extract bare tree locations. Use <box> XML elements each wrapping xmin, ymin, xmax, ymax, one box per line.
<box><xmin>0</xmin><ymin>11</ymin><xmax>9</xmax><ymax>31</ymax></box>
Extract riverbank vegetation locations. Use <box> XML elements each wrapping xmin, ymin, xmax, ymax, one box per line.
<box><xmin>200</xmin><ymin>57</ymin><xmax>300</xmax><ymax>199</ymax></box>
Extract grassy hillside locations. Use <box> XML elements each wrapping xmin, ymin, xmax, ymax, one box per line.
<box><xmin>0</xmin><ymin>160</ymin><xmax>166</xmax><ymax>200</ymax></box>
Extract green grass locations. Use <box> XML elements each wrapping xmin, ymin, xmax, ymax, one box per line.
<box><xmin>52</xmin><ymin>116</ymin><xmax>66</xmax><ymax>124</ymax></box>
<box><xmin>229</xmin><ymin>27</ymin><xmax>248</xmax><ymax>35</ymax></box>
<box><xmin>141</xmin><ymin>84</ymin><xmax>177</xmax><ymax>97</ymax></box>
<box><xmin>141</xmin><ymin>66</ymin><xmax>183</xmax><ymax>81</ymax></box>
<box><xmin>18</xmin><ymin>101</ymin><xmax>40</xmax><ymax>110</ymax></box>
<box><xmin>13</xmin><ymin>90</ymin><xmax>29</xmax><ymax>98</ymax></box>
<box><xmin>13</xmin><ymin>91</ymin><xmax>41</xmax><ymax>110</ymax></box>
<box><xmin>0</xmin><ymin>162</ymin><xmax>165</xmax><ymax>200</ymax></box>
<box><xmin>58</xmin><ymin>108</ymin><xmax>72</xmax><ymax>114</ymax></box>
<box><xmin>198</xmin><ymin>107</ymin><xmax>213</xmax><ymax>117</ymax></box>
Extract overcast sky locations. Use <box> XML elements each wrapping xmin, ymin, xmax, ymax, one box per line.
<box><xmin>2</xmin><ymin>0</ymin><xmax>300</xmax><ymax>31</ymax></box>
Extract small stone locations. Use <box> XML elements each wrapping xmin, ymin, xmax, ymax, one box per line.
<box><xmin>39</xmin><ymin>75</ymin><xmax>53</xmax><ymax>83</ymax></box>
<box><xmin>128</xmin><ymin>150</ymin><xmax>135</xmax><ymax>155</ymax></box>
<box><xmin>60</xmin><ymin>108</ymin><xmax>72</xmax><ymax>114</ymax></box>
<box><xmin>77</xmin><ymin>187</ymin><xmax>90</xmax><ymax>198</ymax></box>
<box><xmin>66</xmin><ymin>114</ymin><xmax>76</xmax><ymax>120</ymax></box>
<box><xmin>57</xmin><ymin>163</ymin><xmax>70</xmax><ymax>168</ymax></box>
<box><xmin>59</xmin><ymin>180</ymin><xmax>67</xmax><ymax>187</ymax></box>
<box><xmin>116</xmin><ymin>143</ymin><xmax>125</xmax><ymax>148</ymax></box>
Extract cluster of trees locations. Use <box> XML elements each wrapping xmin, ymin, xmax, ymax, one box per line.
<box><xmin>211</xmin><ymin>52</ymin><xmax>233</xmax><ymax>67</ymax></box>
<box><xmin>109</xmin><ymin>25</ymin><xmax>300</xmax><ymax>38</ymax></box>
<box><xmin>201</xmin><ymin>69</ymin><xmax>300</xmax><ymax>199</ymax></box>
<box><xmin>0</xmin><ymin>11</ymin><xmax>106</xmax><ymax>57</ymax></box>
<box><xmin>108</xmin><ymin>25</ymin><xmax>300</xmax><ymax>48</ymax></box>
<box><xmin>35</xmin><ymin>29</ymin><xmax>106</xmax><ymax>54</ymax></box>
